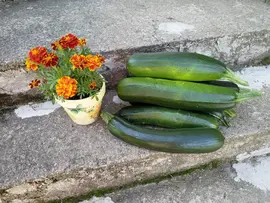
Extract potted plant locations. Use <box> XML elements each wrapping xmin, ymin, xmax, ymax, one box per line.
<box><xmin>26</xmin><ymin>33</ymin><xmax>106</xmax><ymax>125</ymax></box>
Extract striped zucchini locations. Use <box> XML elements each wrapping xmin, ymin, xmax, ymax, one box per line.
<box><xmin>117</xmin><ymin>105</ymin><xmax>219</xmax><ymax>128</ymax></box>
<box><xmin>127</xmin><ymin>52</ymin><xmax>248</xmax><ymax>86</ymax></box>
<box><xmin>101</xmin><ymin>112</ymin><xmax>225</xmax><ymax>153</ymax></box>
<box><xmin>117</xmin><ymin>77</ymin><xmax>261</xmax><ymax>112</ymax></box>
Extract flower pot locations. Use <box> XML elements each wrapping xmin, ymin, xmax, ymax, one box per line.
<box><xmin>55</xmin><ymin>80</ymin><xmax>106</xmax><ymax>125</ymax></box>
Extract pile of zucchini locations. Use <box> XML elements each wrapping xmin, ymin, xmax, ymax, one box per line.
<box><xmin>102</xmin><ymin>52</ymin><xmax>261</xmax><ymax>154</ymax></box>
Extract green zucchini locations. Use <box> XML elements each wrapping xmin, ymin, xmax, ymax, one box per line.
<box><xmin>117</xmin><ymin>77</ymin><xmax>261</xmax><ymax>112</ymax></box>
<box><xmin>200</xmin><ymin>81</ymin><xmax>239</xmax><ymax>92</ymax></box>
<box><xmin>117</xmin><ymin>105</ymin><xmax>219</xmax><ymax>128</ymax></box>
<box><xmin>101</xmin><ymin>112</ymin><xmax>225</xmax><ymax>153</ymax></box>
<box><xmin>127</xmin><ymin>52</ymin><xmax>248</xmax><ymax>86</ymax></box>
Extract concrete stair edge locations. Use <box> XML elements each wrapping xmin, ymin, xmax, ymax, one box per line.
<box><xmin>1</xmin><ymin>29</ymin><xmax>270</xmax><ymax>108</ymax></box>
<box><xmin>1</xmin><ymin>130</ymin><xmax>269</xmax><ymax>202</ymax></box>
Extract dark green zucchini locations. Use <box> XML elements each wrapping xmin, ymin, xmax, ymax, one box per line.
<box><xmin>117</xmin><ymin>77</ymin><xmax>261</xmax><ymax>112</ymax></box>
<box><xmin>200</xmin><ymin>81</ymin><xmax>239</xmax><ymax>92</ymax></box>
<box><xmin>127</xmin><ymin>52</ymin><xmax>248</xmax><ymax>86</ymax></box>
<box><xmin>101</xmin><ymin>112</ymin><xmax>225</xmax><ymax>153</ymax></box>
<box><xmin>117</xmin><ymin>105</ymin><xmax>219</xmax><ymax>128</ymax></box>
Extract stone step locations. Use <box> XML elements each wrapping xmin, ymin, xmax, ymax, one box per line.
<box><xmin>1</xmin><ymin>0</ymin><xmax>270</xmax><ymax>108</ymax></box>
<box><xmin>105</xmin><ymin>155</ymin><xmax>270</xmax><ymax>203</ymax></box>
<box><xmin>0</xmin><ymin>0</ymin><xmax>269</xmax><ymax>65</ymax></box>
<box><xmin>0</xmin><ymin>65</ymin><xmax>269</xmax><ymax>202</ymax></box>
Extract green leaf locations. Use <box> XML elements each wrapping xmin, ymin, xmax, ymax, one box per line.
<box><xmin>49</xmin><ymin>82</ymin><xmax>55</xmax><ymax>90</ymax></box>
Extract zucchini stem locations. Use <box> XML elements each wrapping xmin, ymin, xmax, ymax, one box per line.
<box><xmin>239</xmin><ymin>87</ymin><xmax>254</xmax><ymax>93</ymax></box>
<box><xmin>219</xmin><ymin>116</ymin><xmax>231</xmax><ymax>127</ymax></box>
<box><xmin>100</xmin><ymin>112</ymin><xmax>114</xmax><ymax>124</ymax></box>
<box><xmin>236</xmin><ymin>89</ymin><xmax>262</xmax><ymax>102</ymax></box>
<box><xmin>223</xmin><ymin>68</ymin><xmax>249</xmax><ymax>86</ymax></box>
<box><xmin>208</xmin><ymin>112</ymin><xmax>231</xmax><ymax>127</ymax></box>
<box><xmin>223</xmin><ymin>109</ymin><xmax>237</xmax><ymax>118</ymax></box>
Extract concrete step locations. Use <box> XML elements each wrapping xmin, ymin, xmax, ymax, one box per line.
<box><xmin>104</xmin><ymin>155</ymin><xmax>270</xmax><ymax>203</ymax></box>
<box><xmin>0</xmin><ymin>0</ymin><xmax>269</xmax><ymax>65</ymax></box>
<box><xmin>0</xmin><ymin>65</ymin><xmax>270</xmax><ymax>202</ymax></box>
<box><xmin>1</xmin><ymin>0</ymin><xmax>270</xmax><ymax>108</ymax></box>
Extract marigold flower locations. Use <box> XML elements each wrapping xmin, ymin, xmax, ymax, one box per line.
<box><xmin>89</xmin><ymin>81</ymin><xmax>97</xmax><ymax>89</ymax></box>
<box><xmin>96</xmin><ymin>54</ymin><xmax>105</xmax><ymax>64</ymax></box>
<box><xmin>28</xmin><ymin>47</ymin><xmax>48</xmax><ymax>63</ymax></box>
<box><xmin>70</xmin><ymin>54</ymin><xmax>86</xmax><ymax>69</ymax></box>
<box><xmin>84</xmin><ymin>55</ymin><xmax>100</xmax><ymax>71</ymax></box>
<box><xmin>56</xmin><ymin>76</ymin><xmax>78</xmax><ymax>99</ymax></box>
<box><xmin>79</xmin><ymin>38</ymin><xmax>87</xmax><ymax>46</ymax></box>
<box><xmin>41</xmin><ymin>53</ymin><xmax>59</xmax><ymax>67</ymax></box>
<box><xmin>51</xmin><ymin>40</ymin><xmax>61</xmax><ymax>50</ymax></box>
<box><xmin>94</xmin><ymin>54</ymin><xmax>105</xmax><ymax>68</ymax></box>
<box><xmin>29</xmin><ymin>79</ymin><xmax>41</xmax><ymax>88</ymax></box>
<box><xmin>70</xmin><ymin>53</ymin><xmax>105</xmax><ymax>71</ymax></box>
<box><xmin>25</xmin><ymin>58</ymin><xmax>38</xmax><ymax>71</ymax></box>
<box><xmin>59</xmin><ymin>33</ymin><xmax>79</xmax><ymax>49</ymax></box>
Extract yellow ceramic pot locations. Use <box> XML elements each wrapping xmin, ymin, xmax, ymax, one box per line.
<box><xmin>55</xmin><ymin>79</ymin><xmax>106</xmax><ymax>125</ymax></box>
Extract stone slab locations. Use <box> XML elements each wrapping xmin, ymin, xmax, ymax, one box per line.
<box><xmin>0</xmin><ymin>0</ymin><xmax>270</xmax><ymax>65</ymax></box>
<box><xmin>108</xmin><ymin>155</ymin><xmax>270</xmax><ymax>203</ymax></box>
<box><xmin>0</xmin><ymin>66</ymin><xmax>270</xmax><ymax>202</ymax></box>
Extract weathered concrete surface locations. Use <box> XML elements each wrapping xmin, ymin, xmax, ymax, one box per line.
<box><xmin>79</xmin><ymin>197</ymin><xmax>114</xmax><ymax>203</ymax></box>
<box><xmin>108</xmin><ymin>155</ymin><xmax>270</xmax><ymax>203</ymax></box>
<box><xmin>0</xmin><ymin>64</ymin><xmax>270</xmax><ymax>202</ymax></box>
<box><xmin>0</xmin><ymin>0</ymin><xmax>270</xmax><ymax>65</ymax></box>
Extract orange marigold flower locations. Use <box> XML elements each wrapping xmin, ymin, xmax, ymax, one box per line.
<box><xmin>41</xmin><ymin>53</ymin><xmax>59</xmax><ymax>67</ymax></box>
<box><xmin>70</xmin><ymin>54</ymin><xmax>86</xmax><ymax>69</ymax></box>
<box><xmin>85</xmin><ymin>55</ymin><xmax>100</xmax><ymax>71</ymax></box>
<box><xmin>59</xmin><ymin>33</ymin><xmax>79</xmax><ymax>49</ymax></box>
<box><xmin>51</xmin><ymin>40</ymin><xmax>61</xmax><ymax>50</ymax></box>
<box><xmin>79</xmin><ymin>38</ymin><xmax>87</xmax><ymax>46</ymax></box>
<box><xmin>97</xmin><ymin>54</ymin><xmax>105</xmax><ymax>64</ymax></box>
<box><xmin>93</xmin><ymin>54</ymin><xmax>105</xmax><ymax>68</ymax></box>
<box><xmin>89</xmin><ymin>81</ymin><xmax>97</xmax><ymax>89</ymax></box>
<box><xmin>25</xmin><ymin>58</ymin><xmax>38</xmax><ymax>71</ymax></box>
<box><xmin>56</xmin><ymin>76</ymin><xmax>78</xmax><ymax>99</ymax></box>
<box><xmin>29</xmin><ymin>79</ymin><xmax>41</xmax><ymax>88</ymax></box>
<box><xmin>28</xmin><ymin>46</ymin><xmax>48</xmax><ymax>63</ymax></box>
<box><xmin>70</xmin><ymin>53</ymin><xmax>105</xmax><ymax>71</ymax></box>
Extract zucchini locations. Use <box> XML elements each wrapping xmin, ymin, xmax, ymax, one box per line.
<box><xmin>117</xmin><ymin>105</ymin><xmax>219</xmax><ymax>128</ymax></box>
<box><xmin>101</xmin><ymin>112</ymin><xmax>225</xmax><ymax>153</ymax></box>
<box><xmin>200</xmin><ymin>81</ymin><xmax>239</xmax><ymax>92</ymax></box>
<box><xmin>127</xmin><ymin>52</ymin><xmax>248</xmax><ymax>86</ymax></box>
<box><xmin>117</xmin><ymin>77</ymin><xmax>261</xmax><ymax>112</ymax></box>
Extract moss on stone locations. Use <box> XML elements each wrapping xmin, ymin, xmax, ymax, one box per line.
<box><xmin>45</xmin><ymin>159</ymin><xmax>225</xmax><ymax>203</ymax></box>
<box><xmin>259</xmin><ymin>56</ymin><xmax>270</xmax><ymax>65</ymax></box>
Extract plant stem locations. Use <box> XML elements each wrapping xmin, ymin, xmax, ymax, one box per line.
<box><xmin>223</xmin><ymin>68</ymin><xmax>249</xmax><ymax>86</ymax></box>
<box><xmin>223</xmin><ymin>109</ymin><xmax>236</xmax><ymax>118</ymax></box>
<box><xmin>236</xmin><ymin>89</ymin><xmax>262</xmax><ymax>102</ymax></box>
<box><xmin>100</xmin><ymin>112</ymin><xmax>114</xmax><ymax>124</ymax></box>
